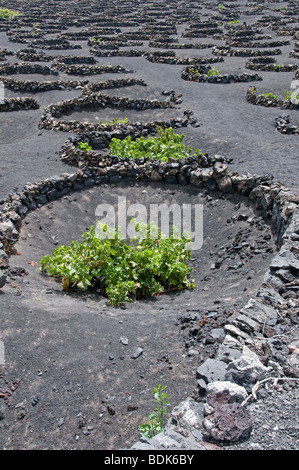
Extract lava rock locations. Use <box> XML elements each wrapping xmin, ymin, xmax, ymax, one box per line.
<box><xmin>202</xmin><ymin>402</ymin><xmax>253</xmax><ymax>442</ymax></box>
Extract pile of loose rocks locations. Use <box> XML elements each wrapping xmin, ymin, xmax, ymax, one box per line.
<box><xmin>0</xmin><ymin>77</ymin><xmax>89</xmax><ymax>93</ymax></box>
<box><xmin>88</xmin><ymin>37</ymin><xmax>143</xmax><ymax>50</ymax></box>
<box><xmin>226</xmin><ymin>39</ymin><xmax>290</xmax><ymax>48</ymax></box>
<box><xmin>89</xmin><ymin>48</ymin><xmax>145</xmax><ymax>58</ymax></box>
<box><xmin>51</xmin><ymin>63</ymin><xmax>133</xmax><ymax>76</ymax></box>
<box><xmin>51</xmin><ymin>56</ymin><xmax>97</xmax><ymax>65</ymax></box>
<box><xmin>0</xmin><ymin>48</ymin><xmax>14</xmax><ymax>61</ymax></box>
<box><xmin>246</xmin><ymin>87</ymin><xmax>299</xmax><ymax>110</ymax></box>
<box><xmin>86</xmin><ymin>77</ymin><xmax>147</xmax><ymax>92</ymax></box>
<box><xmin>27</xmin><ymin>39</ymin><xmax>82</xmax><ymax>50</ymax></box>
<box><xmin>182</xmin><ymin>22</ymin><xmax>223</xmax><ymax>39</ymax></box>
<box><xmin>212</xmin><ymin>45</ymin><xmax>282</xmax><ymax>57</ymax></box>
<box><xmin>0</xmin><ymin>96</ymin><xmax>39</xmax><ymax>112</ymax></box>
<box><xmin>15</xmin><ymin>50</ymin><xmax>54</xmax><ymax>62</ymax></box>
<box><xmin>275</xmin><ymin>114</ymin><xmax>299</xmax><ymax>135</ymax></box>
<box><xmin>38</xmin><ymin>89</ymin><xmax>178</xmax><ymax>132</ymax></box>
<box><xmin>148</xmin><ymin>41</ymin><xmax>215</xmax><ymax>49</ymax></box>
<box><xmin>245</xmin><ymin>61</ymin><xmax>298</xmax><ymax>72</ymax></box>
<box><xmin>146</xmin><ymin>53</ymin><xmax>223</xmax><ymax>66</ymax></box>
<box><xmin>0</xmin><ymin>62</ymin><xmax>58</xmax><ymax>76</ymax></box>
<box><xmin>290</xmin><ymin>50</ymin><xmax>299</xmax><ymax>59</ymax></box>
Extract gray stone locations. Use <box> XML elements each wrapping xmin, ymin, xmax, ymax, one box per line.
<box><xmin>230</xmin><ymin>313</ymin><xmax>261</xmax><ymax>334</ymax></box>
<box><xmin>169</xmin><ymin>397</ymin><xmax>204</xmax><ymax>431</ymax></box>
<box><xmin>256</xmin><ymin>287</ymin><xmax>287</xmax><ymax>305</ymax></box>
<box><xmin>130</xmin><ymin>441</ymin><xmax>155</xmax><ymax>450</ymax></box>
<box><xmin>147</xmin><ymin>432</ymin><xmax>182</xmax><ymax>449</ymax></box>
<box><xmin>216</xmin><ymin>334</ymin><xmax>243</xmax><ymax>363</ymax></box>
<box><xmin>130</xmin><ymin>347</ymin><xmax>143</xmax><ymax>359</ymax></box>
<box><xmin>240</xmin><ymin>298</ymin><xmax>278</xmax><ymax>328</ymax></box>
<box><xmin>224</xmin><ymin>324</ymin><xmax>250</xmax><ymax>341</ymax></box>
<box><xmin>196</xmin><ymin>358</ymin><xmax>228</xmax><ymax>383</ymax></box>
<box><xmin>270</xmin><ymin>251</ymin><xmax>299</xmax><ymax>271</ymax></box>
<box><xmin>206</xmin><ymin>381</ymin><xmax>248</xmax><ymax>403</ymax></box>
<box><xmin>0</xmin><ymin>220</ymin><xmax>15</xmax><ymax>235</ymax></box>
<box><xmin>217</xmin><ymin>176</ymin><xmax>233</xmax><ymax>193</ymax></box>
<box><xmin>225</xmin><ymin>345</ymin><xmax>272</xmax><ymax>389</ymax></box>
<box><xmin>205</xmin><ymin>328</ymin><xmax>226</xmax><ymax>344</ymax></box>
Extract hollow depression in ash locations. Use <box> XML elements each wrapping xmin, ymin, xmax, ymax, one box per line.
<box><xmin>15</xmin><ymin>181</ymin><xmax>276</xmax><ymax>310</ymax></box>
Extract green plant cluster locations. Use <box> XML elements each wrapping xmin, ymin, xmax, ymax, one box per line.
<box><xmin>98</xmin><ymin>117</ymin><xmax>128</xmax><ymax>125</ymax></box>
<box><xmin>259</xmin><ymin>90</ymin><xmax>299</xmax><ymax>102</ymax></box>
<box><xmin>188</xmin><ymin>66</ymin><xmax>221</xmax><ymax>78</ymax></box>
<box><xmin>261</xmin><ymin>92</ymin><xmax>278</xmax><ymax>100</ymax></box>
<box><xmin>77</xmin><ymin>141</ymin><xmax>92</xmax><ymax>151</ymax></box>
<box><xmin>109</xmin><ymin>126</ymin><xmax>204</xmax><ymax>162</ymax></box>
<box><xmin>284</xmin><ymin>90</ymin><xmax>299</xmax><ymax>101</ymax></box>
<box><xmin>40</xmin><ymin>221</ymin><xmax>195</xmax><ymax>306</ymax></box>
<box><xmin>204</xmin><ymin>67</ymin><xmax>221</xmax><ymax>77</ymax></box>
<box><xmin>0</xmin><ymin>8</ymin><xmax>20</xmax><ymax>19</ymax></box>
<box><xmin>139</xmin><ymin>384</ymin><xmax>170</xmax><ymax>438</ymax></box>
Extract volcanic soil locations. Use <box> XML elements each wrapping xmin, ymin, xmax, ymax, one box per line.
<box><xmin>0</xmin><ymin>0</ymin><xmax>298</xmax><ymax>451</ymax></box>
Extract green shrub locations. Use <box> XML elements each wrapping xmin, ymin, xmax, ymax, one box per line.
<box><xmin>109</xmin><ymin>126</ymin><xmax>204</xmax><ymax>162</ymax></box>
<box><xmin>139</xmin><ymin>384</ymin><xmax>170</xmax><ymax>438</ymax></box>
<box><xmin>77</xmin><ymin>141</ymin><xmax>92</xmax><ymax>151</ymax></box>
<box><xmin>0</xmin><ymin>8</ymin><xmax>20</xmax><ymax>19</ymax></box>
<box><xmin>98</xmin><ymin>117</ymin><xmax>128</xmax><ymax>125</ymax></box>
<box><xmin>40</xmin><ymin>221</ymin><xmax>195</xmax><ymax>306</ymax></box>
<box><xmin>283</xmin><ymin>90</ymin><xmax>298</xmax><ymax>102</ymax></box>
<box><xmin>205</xmin><ymin>67</ymin><xmax>221</xmax><ymax>77</ymax></box>
<box><xmin>261</xmin><ymin>92</ymin><xmax>278</xmax><ymax>100</ymax></box>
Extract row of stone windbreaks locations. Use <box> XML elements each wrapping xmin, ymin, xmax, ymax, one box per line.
<box><xmin>2</xmin><ymin>74</ymin><xmax>298</xmax><ymax>137</ymax></box>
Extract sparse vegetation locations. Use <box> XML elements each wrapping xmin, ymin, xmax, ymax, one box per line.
<box><xmin>109</xmin><ymin>126</ymin><xmax>204</xmax><ymax>162</ymax></box>
<box><xmin>0</xmin><ymin>7</ymin><xmax>21</xmax><ymax>19</ymax></box>
<box><xmin>40</xmin><ymin>221</ymin><xmax>195</xmax><ymax>306</ymax></box>
<box><xmin>77</xmin><ymin>141</ymin><xmax>92</xmax><ymax>152</ymax></box>
<box><xmin>261</xmin><ymin>92</ymin><xmax>278</xmax><ymax>100</ymax></box>
<box><xmin>98</xmin><ymin>117</ymin><xmax>128</xmax><ymax>125</ymax></box>
<box><xmin>204</xmin><ymin>67</ymin><xmax>221</xmax><ymax>77</ymax></box>
<box><xmin>139</xmin><ymin>385</ymin><xmax>170</xmax><ymax>438</ymax></box>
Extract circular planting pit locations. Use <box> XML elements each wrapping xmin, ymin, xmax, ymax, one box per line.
<box><xmin>0</xmin><ymin>180</ymin><xmax>278</xmax><ymax>450</ymax></box>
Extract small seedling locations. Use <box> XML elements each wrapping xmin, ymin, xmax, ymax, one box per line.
<box><xmin>98</xmin><ymin>117</ymin><xmax>128</xmax><ymax>125</ymax></box>
<box><xmin>139</xmin><ymin>384</ymin><xmax>170</xmax><ymax>438</ymax></box>
<box><xmin>261</xmin><ymin>92</ymin><xmax>278</xmax><ymax>100</ymax></box>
